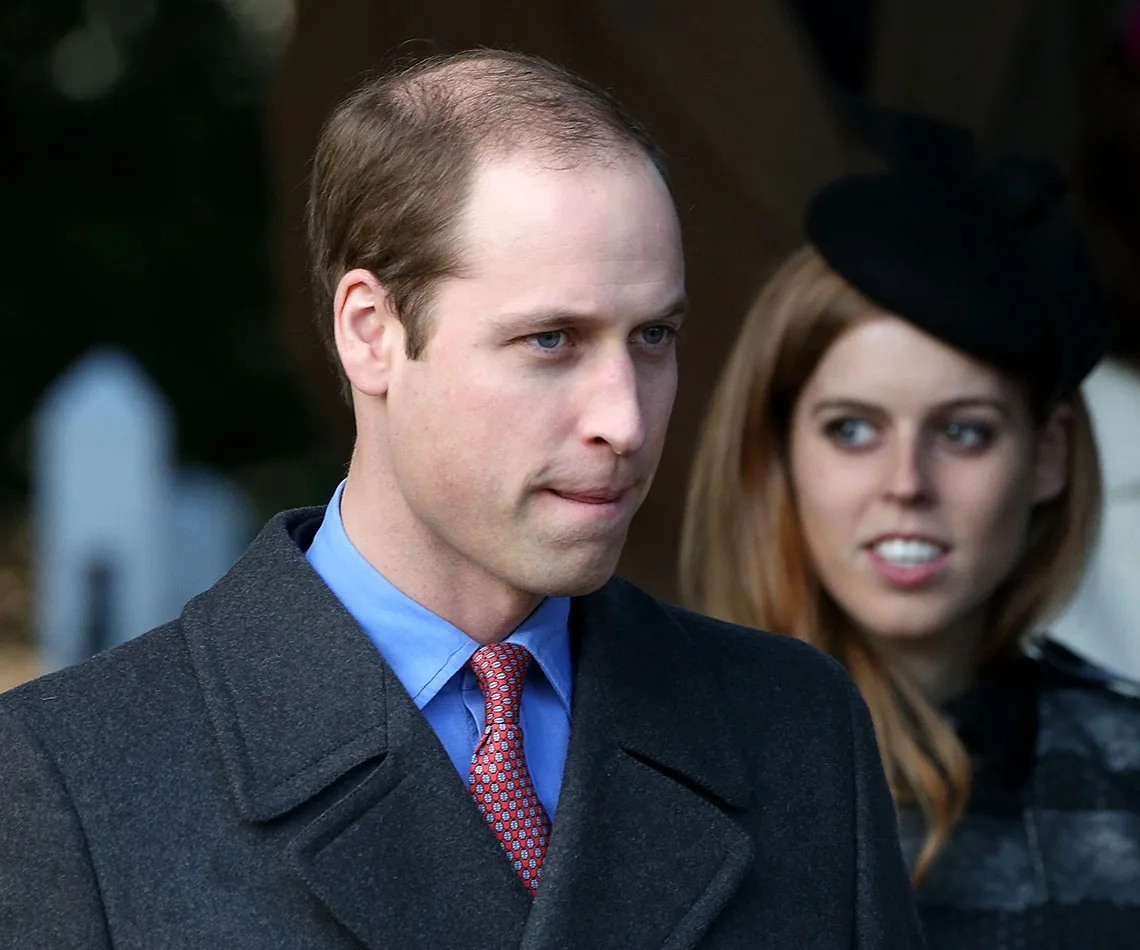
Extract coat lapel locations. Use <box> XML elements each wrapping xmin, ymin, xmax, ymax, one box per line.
<box><xmin>182</xmin><ymin>509</ymin><xmax>531</xmax><ymax>950</ymax></box>
<box><xmin>523</xmin><ymin>579</ymin><xmax>755</xmax><ymax>950</ymax></box>
<box><xmin>286</xmin><ymin>673</ymin><xmax>533</xmax><ymax>950</ymax></box>
<box><xmin>184</xmin><ymin>512</ymin><xmax>755</xmax><ymax>949</ymax></box>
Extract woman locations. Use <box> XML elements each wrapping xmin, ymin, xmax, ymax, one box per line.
<box><xmin>681</xmin><ymin>116</ymin><xmax>1140</xmax><ymax>948</ymax></box>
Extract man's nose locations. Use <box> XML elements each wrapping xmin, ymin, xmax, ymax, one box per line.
<box><xmin>580</xmin><ymin>350</ymin><xmax>648</xmax><ymax>457</ymax></box>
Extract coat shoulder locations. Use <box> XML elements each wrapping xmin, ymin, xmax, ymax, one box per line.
<box><xmin>0</xmin><ymin>619</ymin><xmax>194</xmax><ymax>748</ymax></box>
<box><xmin>1031</xmin><ymin>635</ymin><xmax>1140</xmax><ymax>704</ymax></box>
<box><xmin>1028</xmin><ymin>638</ymin><xmax>1140</xmax><ymax>782</ymax></box>
<box><xmin>659</xmin><ymin>599</ymin><xmax>853</xmax><ymax>695</ymax></box>
<box><xmin>592</xmin><ymin>580</ymin><xmax>864</xmax><ymax>738</ymax></box>
<box><xmin>590</xmin><ymin>577</ymin><xmax>861</xmax><ymax>726</ymax></box>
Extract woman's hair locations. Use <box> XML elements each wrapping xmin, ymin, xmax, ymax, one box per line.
<box><xmin>680</xmin><ymin>246</ymin><xmax>1102</xmax><ymax>884</ymax></box>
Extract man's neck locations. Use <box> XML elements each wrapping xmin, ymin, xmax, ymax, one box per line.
<box><xmin>338</xmin><ymin>466</ymin><xmax>543</xmax><ymax>645</ymax></box>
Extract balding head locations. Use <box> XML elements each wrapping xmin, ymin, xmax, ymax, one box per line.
<box><xmin>306</xmin><ymin>49</ymin><xmax>667</xmax><ymax>378</ymax></box>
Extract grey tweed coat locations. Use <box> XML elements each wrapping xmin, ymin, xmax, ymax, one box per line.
<box><xmin>0</xmin><ymin>509</ymin><xmax>923</xmax><ymax>949</ymax></box>
<box><xmin>901</xmin><ymin>640</ymin><xmax>1140</xmax><ymax>949</ymax></box>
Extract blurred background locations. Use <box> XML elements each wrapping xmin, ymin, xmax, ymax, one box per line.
<box><xmin>3</xmin><ymin>0</ymin><xmax>1139</xmax><ymax>690</ymax></box>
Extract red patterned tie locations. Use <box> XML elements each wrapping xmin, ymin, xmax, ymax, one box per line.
<box><xmin>468</xmin><ymin>642</ymin><xmax>551</xmax><ymax>896</ymax></box>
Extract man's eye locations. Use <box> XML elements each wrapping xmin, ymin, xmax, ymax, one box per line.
<box><xmin>823</xmin><ymin>417</ymin><xmax>877</xmax><ymax>448</ymax></box>
<box><xmin>639</xmin><ymin>325</ymin><xmax>675</xmax><ymax>346</ymax></box>
<box><xmin>531</xmin><ymin>331</ymin><xmax>565</xmax><ymax>350</ymax></box>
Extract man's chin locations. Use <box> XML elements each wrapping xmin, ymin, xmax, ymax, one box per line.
<box><xmin>522</xmin><ymin>547</ymin><xmax>622</xmax><ymax>598</ymax></box>
<box><xmin>542</xmin><ymin>571</ymin><xmax>615</xmax><ymax>598</ymax></box>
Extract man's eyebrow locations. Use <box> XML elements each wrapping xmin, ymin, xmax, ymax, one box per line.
<box><xmin>488</xmin><ymin>296</ymin><xmax>689</xmax><ymax>333</ymax></box>
<box><xmin>656</xmin><ymin>296</ymin><xmax>689</xmax><ymax>321</ymax></box>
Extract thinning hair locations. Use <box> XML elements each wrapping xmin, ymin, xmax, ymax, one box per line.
<box><xmin>680</xmin><ymin>246</ymin><xmax>1102</xmax><ymax>884</ymax></box>
<box><xmin>306</xmin><ymin>49</ymin><xmax>665</xmax><ymax>383</ymax></box>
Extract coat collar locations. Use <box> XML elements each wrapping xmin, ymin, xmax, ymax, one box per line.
<box><xmin>946</xmin><ymin>651</ymin><xmax>1040</xmax><ymax>802</ymax></box>
<box><xmin>181</xmin><ymin>507</ymin><xmax>392</xmax><ymax>821</ymax></box>
<box><xmin>519</xmin><ymin>578</ymin><xmax>755</xmax><ymax>949</ymax></box>
<box><xmin>181</xmin><ymin>508</ymin><xmax>755</xmax><ymax>949</ymax></box>
<box><xmin>566</xmin><ymin>575</ymin><xmax>752</xmax><ymax>810</ymax></box>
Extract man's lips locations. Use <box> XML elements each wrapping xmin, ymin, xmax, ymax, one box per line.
<box><xmin>548</xmin><ymin>486</ymin><xmax>631</xmax><ymax>504</ymax></box>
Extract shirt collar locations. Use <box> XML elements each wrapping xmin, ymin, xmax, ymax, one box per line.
<box><xmin>305</xmin><ymin>480</ymin><xmax>572</xmax><ymax>712</ymax></box>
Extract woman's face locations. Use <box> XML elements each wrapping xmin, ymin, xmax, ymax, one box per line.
<box><xmin>788</xmin><ymin>315</ymin><xmax>1068</xmax><ymax>645</ymax></box>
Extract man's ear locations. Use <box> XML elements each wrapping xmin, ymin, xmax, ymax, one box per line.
<box><xmin>1032</xmin><ymin>401</ymin><xmax>1072</xmax><ymax>504</ymax></box>
<box><xmin>333</xmin><ymin>268</ymin><xmax>405</xmax><ymax>397</ymax></box>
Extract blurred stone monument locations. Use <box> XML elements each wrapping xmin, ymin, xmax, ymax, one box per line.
<box><xmin>33</xmin><ymin>347</ymin><xmax>253</xmax><ymax>672</ymax></box>
<box><xmin>169</xmin><ymin>466</ymin><xmax>255</xmax><ymax>622</ymax></box>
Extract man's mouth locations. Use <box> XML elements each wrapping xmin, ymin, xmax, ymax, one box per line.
<box><xmin>552</xmin><ymin>487</ymin><xmax>627</xmax><ymax>504</ymax></box>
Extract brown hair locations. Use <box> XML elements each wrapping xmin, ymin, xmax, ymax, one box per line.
<box><xmin>680</xmin><ymin>246</ymin><xmax>1101</xmax><ymax>884</ymax></box>
<box><xmin>306</xmin><ymin>49</ymin><xmax>665</xmax><ymax>385</ymax></box>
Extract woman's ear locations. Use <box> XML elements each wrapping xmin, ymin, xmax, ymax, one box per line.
<box><xmin>332</xmin><ymin>269</ymin><xmax>405</xmax><ymax>397</ymax></box>
<box><xmin>1032</xmin><ymin>401</ymin><xmax>1073</xmax><ymax>504</ymax></box>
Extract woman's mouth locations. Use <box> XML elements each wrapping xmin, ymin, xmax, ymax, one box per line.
<box><xmin>865</xmin><ymin>536</ymin><xmax>950</xmax><ymax>588</ymax></box>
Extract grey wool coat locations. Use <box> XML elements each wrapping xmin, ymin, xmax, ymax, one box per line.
<box><xmin>0</xmin><ymin>509</ymin><xmax>923</xmax><ymax>949</ymax></box>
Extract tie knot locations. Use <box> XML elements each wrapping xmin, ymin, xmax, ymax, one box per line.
<box><xmin>469</xmin><ymin>642</ymin><xmax>532</xmax><ymax>716</ymax></box>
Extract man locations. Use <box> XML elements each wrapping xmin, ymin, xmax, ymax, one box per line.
<box><xmin>0</xmin><ymin>51</ymin><xmax>922</xmax><ymax>948</ymax></box>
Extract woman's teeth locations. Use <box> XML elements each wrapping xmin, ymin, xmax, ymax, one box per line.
<box><xmin>872</xmin><ymin>538</ymin><xmax>944</xmax><ymax>565</ymax></box>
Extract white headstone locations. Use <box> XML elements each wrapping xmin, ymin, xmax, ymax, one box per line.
<box><xmin>33</xmin><ymin>347</ymin><xmax>173</xmax><ymax>671</ymax></box>
<box><xmin>168</xmin><ymin>466</ymin><xmax>254</xmax><ymax>616</ymax></box>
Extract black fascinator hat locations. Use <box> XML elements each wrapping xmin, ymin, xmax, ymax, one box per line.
<box><xmin>805</xmin><ymin>100</ymin><xmax>1111</xmax><ymax>405</ymax></box>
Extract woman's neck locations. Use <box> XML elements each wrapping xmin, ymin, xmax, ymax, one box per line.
<box><xmin>872</xmin><ymin>613</ymin><xmax>988</xmax><ymax>706</ymax></box>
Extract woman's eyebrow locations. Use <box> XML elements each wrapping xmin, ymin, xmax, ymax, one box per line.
<box><xmin>809</xmin><ymin>397</ymin><xmax>883</xmax><ymax>418</ymax></box>
<box><xmin>809</xmin><ymin>395</ymin><xmax>1010</xmax><ymax>418</ymax></box>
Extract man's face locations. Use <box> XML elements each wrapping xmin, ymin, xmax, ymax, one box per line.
<box><xmin>381</xmin><ymin>151</ymin><xmax>685</xmax><ymax>598</ymax></box>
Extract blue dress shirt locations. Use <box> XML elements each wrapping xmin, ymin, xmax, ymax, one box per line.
<box><xmin>305</xmin><ymin>481</ymin><xmax>572</xmax><ymax>817</ymax></box>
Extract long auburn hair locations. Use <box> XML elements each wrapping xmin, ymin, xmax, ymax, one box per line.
<box><xmin>680</xmin><ymin>246</ymin><xmax>1102</xmax><ymax>884</ymax></box>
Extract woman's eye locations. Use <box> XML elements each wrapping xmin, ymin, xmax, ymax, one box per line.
<box><xmin>824</xmin><ymin>417</ymin><xmax>877</xmax><ymax>448</ymax></box>
<box><xmin>942</xmin><ymin>420</ymin><xmax>993</xmax><ymax>450</ymax></box>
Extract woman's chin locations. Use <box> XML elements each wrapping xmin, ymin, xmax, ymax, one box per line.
<box><xmin>848</xmin><ymin>601</ymin><xmax>962</xmax><ymax>645</ymax></box>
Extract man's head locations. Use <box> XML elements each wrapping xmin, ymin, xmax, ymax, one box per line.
<box><xmin>307</xmin><ymin>49</ymin><xmax>668</xmax><ymax>368</ymax></box>
<box><xmin>309</xmin><ymin>51</ymin><xmax>685</xmax><ymax>612</ymax></box>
